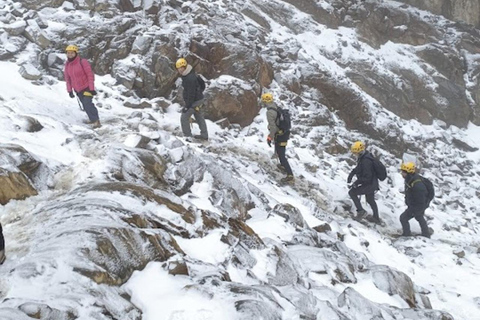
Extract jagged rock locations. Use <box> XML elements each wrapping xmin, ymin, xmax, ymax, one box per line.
<box><xmin>19</xmin><ymin>63</ymin><xmax>42</xmax><ymax>80</ymax></box>
<box><xmin>23</xmin><ymin>24</ymin><xmax>51</xmax><ymax>49</ymax></box>
<box><xmin>0</xmin><ymin>143</ymin><xmax>42</xmax><ymax>178</ymax></box>
<box><xmin>452</xmin><ymin>138</ymin><xmax>479</xmax><ymax>152</ymax></box>
<box><xmin>18</xmin><ymin>302</ymin><xmax>76</xmax><ymax>320</ymax></box>
<box><xmin>124</xmin><ymin>134</ymin><xmax>151</xmax><ymax>149</ymax></box>
<box><xmin>235</xmin><ymin>299</ymin><xmax>281</xmax><ymax>320</ymax></box>
<box><xmin>338</xmin><ymin>287</ymin><xmax>388</xmax><ymax>318</ymax></box>
<box><xmin>124</xmin><ymin>99</ymin><xmax>152</xmax><ymax>109</ymax></box>
<box><xmin>0</xmin><ymin>169</ymin><xmax>38</xmax><ymax>205</ymax></box>
<box><xmin>4</xmin><ymin>20</ymin><xmax>26</xmax><ymax>36</ymax></box>
<box><xmin>131</xmin><ymin>35</ymin><xmax>152</xmax><ymax>55</ymax></box>
<box><xmin>453</xmin><ymin>249</ymin><xmax>465</xmax><ymax>258</ymax></box>
<box><xmin>204</xmin><ymin>77</ymin><xmax>260</xmax><ymax>127</ymax></box>
<box><xmin>19</xmin><ymin>0</ymin><xmax>65</xmax><ymax>10</ymax></box>
<box><xmin>314</xmin><ymin>223</ymin><xmax>332</xmax><ymax>233</ymax></box>
<box><xmin>268</xmin><ymin>246</ymin><xmax>299</xmax><ymax>286</ymax></box>
<box><xmin>357</xmin><ymin>5</ymin><xmax>440</xmax><ymax>48</ymax></box>
<box><xmin>271</xmin><ymin>203</ymin><xmax>307</xmax><ymax>228</ymax></box>
<box><xmin>370</xmin><ymin>265</ymin><xmax>416</xmax><ymax>307</ymax></box>
<box><xmin>398</xmin><ymin>0</ymin><xmax>480</xmax><ymax>28</ymax></box>
<box><xmin>222</xmin><ymin>218</ymin><xmax>264</xmax><ymax>249</ymax></box>
<box><xmin>288</xmin><ymin>245</ymin><xmax>357</xmax><ymax>284</ymax></box>
<box><xmin>18</xmin><ymin>115</ymin><xmax>43</xmax><ymax>132</ymax></box>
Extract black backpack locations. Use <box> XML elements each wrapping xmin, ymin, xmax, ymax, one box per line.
<box><xmin>420</xmin><ymin>176</ymin><xmax>435</xmax><ymax>207</ymax></box>
<box><xmin>276</xmin><ymin>108</ymin><xmax>291</xmax><ymax>132</ymax></box>
<box><xmin>197</xmin><ymin>75</ymin><xmax>206</xmax><ymax>93</ymax></box>
<box><xmin>371</xmin><ymin>157</ymin><xmax>387</xmax><ymax>181</ymax></box>
<box><xmin>365</xmin><ymin>153</ymin><xmax>387</xmax><ymax>181</ymax></box>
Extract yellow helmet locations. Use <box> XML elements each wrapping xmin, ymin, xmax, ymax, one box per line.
<box><xmin>175</xmin><ymin>58</ymin><xmax>188</xmax><ymax>69</ymax></box>
<box><xmin>400</xmin><ymin>162</ymin><xmax>416</xmax><ymax>174</ymax></box>
<box><xmin>65</xmin><ymin>45</ymin><xmax>79</xmax><ymax>52</ymax></box>
<box><xmin>261</xmin><ymin>93</ymin><xmax>273</xmax><ymax>103</ymax></box>
<box><xmin>350</xmin><ymin>141</ymin><xmax>365</xmax><ymax>154</ymax></box>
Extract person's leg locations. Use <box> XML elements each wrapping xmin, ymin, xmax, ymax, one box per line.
<box><xmin>365</xmin><ymin>193</ymin><xmax>379</xmax><ymax>220</ymax></box>
<box><xmin>348</xmin><ymin>188</ymin><xmax>364</xmax><ymax>212</ymax></box>
<box><xmin>400</xmin><ymin>209</ymin><xmax>414</xmax><ymax>236</ymax></box>
<box><xmin>275</xmin><ymin>143</ymin><xmax>293</xmax><ymax>176</ymax></box>
<box><xmin>193</xmin><ymin>109</ymin><xmax>208</xmax><ymax>139</ymax></box>
<box><xmin>0</xmin><ymin>222</ymin><xmax>4</xmax><ymax>251</ymax></box>
<box><xmin>79</xmin><ymin>95</ymin><xmax>99</xmax><ymax>122</ymax></box>
<box><xmin>414</xmin><ymin>211</ymin><xmax>430</xmax><ymax>237</ymax></box>
<box><xmin>181</xmin><ymin>108</ymin><xmax>195</xmax><ymax>137</ymax></box>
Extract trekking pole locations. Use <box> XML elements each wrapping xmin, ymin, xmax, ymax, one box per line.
<box><xmin>76</xmin><ymin>96</ymin><xmax>84</xmax><ymax>111</ymax></box>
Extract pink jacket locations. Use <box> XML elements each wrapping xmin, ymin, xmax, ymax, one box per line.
<box><xmin>64</xmin><ymin>56</ymin><xmax>95</xmax><ymax>93</ymax></box>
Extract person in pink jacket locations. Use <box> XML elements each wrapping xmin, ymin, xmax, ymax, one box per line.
<box><xmin>64</xmin><ymin>45</ymin><xmax>101</xmax><ymax>128</ymax></box>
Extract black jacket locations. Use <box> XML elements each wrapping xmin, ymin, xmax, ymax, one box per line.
<box><xmin>181</xmin><ymin>69</ymin><xmax>203</xmax><ymax>109</ymax></box>
<box><xmin>404</xmin><ymin>173</ymin><xmax>428</xmax><ymax>212</ymax></box>
<box><xmin>348</xmin><ymin>151</ymin><xmax>379</xmax><ymax>191</ymax></box>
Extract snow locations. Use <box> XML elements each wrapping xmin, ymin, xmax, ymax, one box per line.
<box><xmin>1</xmin><ymin>0</ymin><xmax>480</xmax><ymax>319</ymax></box>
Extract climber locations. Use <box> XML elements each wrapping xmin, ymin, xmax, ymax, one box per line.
<box><xmin>64</xmin><ymin>44</ymin><xmax>101</xmax><ymax>129</ymax></box>
<box><xmin>176</xmin><ymin>58</ymin><xmax>208</xmax><ymax>141</ymax></box>
<box><xmin>262</xmin><ymin>93</ymin><xmax>294</xmax><ymax>183</ymax></box>
<box><xmin>0</xmin><ymin>222</ymin><xmax>5</xmax><ymax>265</ymax></box>
<box><xmin>347</xmin><ymin>141</ymin><xmax>380</xmax><ymax>223</ymax></box>
<box><xmin>399</xmin><ymin>162</ymin><xmax>430</xmax><ymax>238</ymax></box>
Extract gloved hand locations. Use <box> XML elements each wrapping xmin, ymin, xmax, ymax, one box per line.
<box><xmin>69</xmin><ymin>91</ymin><xmax>74</xmax><ymax>98</ymax></box>
<box><xmin>182</xmin><ymin>107</ymin><xmax>189</xmax><ymax>113</ymax></box>
<box><xmin>90</xmin><ymin>90</ymin><xmax>97</xmax><ymax>96</ymax></box>
<box><xmin>267</xmin><ymin>135</ymin><xmax>272</xmax><ymax>147</ymax></box>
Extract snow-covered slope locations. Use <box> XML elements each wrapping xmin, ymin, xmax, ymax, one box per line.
<box><xmin>1</xmin><ymin>0</ymin><xmax>480</xmax><ymax>319</ymax></box>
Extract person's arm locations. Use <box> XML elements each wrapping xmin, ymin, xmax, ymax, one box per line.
<box><xmin>266</xmin><ymin>108</ymin><xmax>279</xmax><ymax>138</ymax></box>
<box><xmin>81</xmin><ymin>59</ymin><xmax>95</xmax><ymax>91</ymax></box>
<box><xmin>64</xmin><ymin>66</ymin><xmax>72</xmax><ymax>93</ymax></box>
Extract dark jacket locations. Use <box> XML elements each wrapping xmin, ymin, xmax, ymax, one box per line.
<box><xmin>404</xmin><ymin>173</ymin><xmax>428</xmax><ymax>212</ymax></box>
<box><xmin>348</xmin><ymin>151</ymin><xmax>379</xmax><ymax>191</ymax></box>
<box><xmin>181</xmin><ymin>68</ymin><xmax>203</xmax><ymax>109</ymax></box>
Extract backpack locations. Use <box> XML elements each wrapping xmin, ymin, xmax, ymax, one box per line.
<box><xmin>420</xmin><ymin>176</ymin><xmax>435</xmax><ymax>207</ymax></box>
<box><xmin>369</xmin><ymin>156</ymin><xmax>387</xmax><ymax>181</ymax></box>
<box><xmin>197</xmin><ymin>75</ymin><xmax>206</xmax><ymax>93</ymax></box>
<box><xmin>276</xmin><ymin>108</ymin><xmax>291</xmax><ymax>132</ymax></box>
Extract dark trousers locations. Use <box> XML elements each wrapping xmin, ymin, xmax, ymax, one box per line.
<box><xmin>400</xmin><ymin>208</ymin><xmax>429</xmax><ymax>236</ymax></box>
<box><xmin>275</xmin><ymin>142</ymin><xmax>293</xmax><ymax>176</ymax></box>
<box><xmin>0</xmin><ymin>223</ymin><xmax>4</xmax><ymax>251</ymax></box>
<box><xmin>78</xmin><ymin>94</ymin><xmax>99</xmax><ymax>122</ymax></box>
<box><xmin>348</xmin><ymin>187</ymin><xmax>379</xmax><ymax>219</ymax></box>
<box><xmin>181</xmin><ymin>107</ymin><xmax>208</xmax><ymax>138</ymax></box>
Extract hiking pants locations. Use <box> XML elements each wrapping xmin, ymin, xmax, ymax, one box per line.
<box><xmin>78</xmin><ymin>94</ymin><xmax>99</xmax><ymax>122</ymax></box>
<box><xmin>400</xmin><ymin>208</ymin><xmax>429</xmax><ymax>236</ymax></box>
<box><xmin>0</xmin><ymin>223</ymin><xmax>4</xmax><ymax>251</ymax></box>
<box><xmin>275</xmin><ymin>142</ymin><xmax>293</xmax><ymax>176</ymax></box>
<box><xmin>348</xmin><ymin>186</ymin><xmax>379</xmax><ymax>219</ymax></box>
<box><xmin>181</xmin><ymin>105</ymin><xmax>208</xmax><ymax>139</ymax></box>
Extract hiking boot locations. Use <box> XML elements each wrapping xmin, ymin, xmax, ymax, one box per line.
<box><xmin>280</xmin><ymin>175</ymin><xmax>294</xmax><ymax>183</ymax></box>
<box><xmin>366</xmin><ymin>215</ymin><xmax>382</xmax><ymax>224</ymax></box>
<box><xmin>420</xmin><ymin>233</ymin><xmax>431</xmax><ymax>239</ymax></box>
<box><xmin>193</xmin><ymin>135</ymin><xmax>208</xmax><ymax>141</ymax></box>
<box><xmin>355</xmin><ymin>209</ymin><xmax>367</xmax><ymax>221</ymax></box>
<box><xmin>277</xmin><ymin>164</ymin><xmax>286</xmax><ymax>173</ymax></box>
<box><xmin>83</xmin><ymin>119</ymin><xmax>94</xmax><ymax>124</ymax></box>
<box><xmin>91</xmin><ymin>120</ymin><xmax>101</xmax><ymax>129</ymax></box>
<box><xmin>0</xmin><ymin>250</ymin><xmax>5</xmax><ymax>265</ymax></box>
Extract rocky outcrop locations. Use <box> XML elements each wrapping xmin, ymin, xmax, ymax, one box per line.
<box><xmin>0</xmin><ymin>169</ymin><xmax>38</xmax><ymax>205</ymax></box>
<box><xmin>399</xmin><ymin>0</ymin><xmax>480</xmax><ymax>28</ymax></box>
